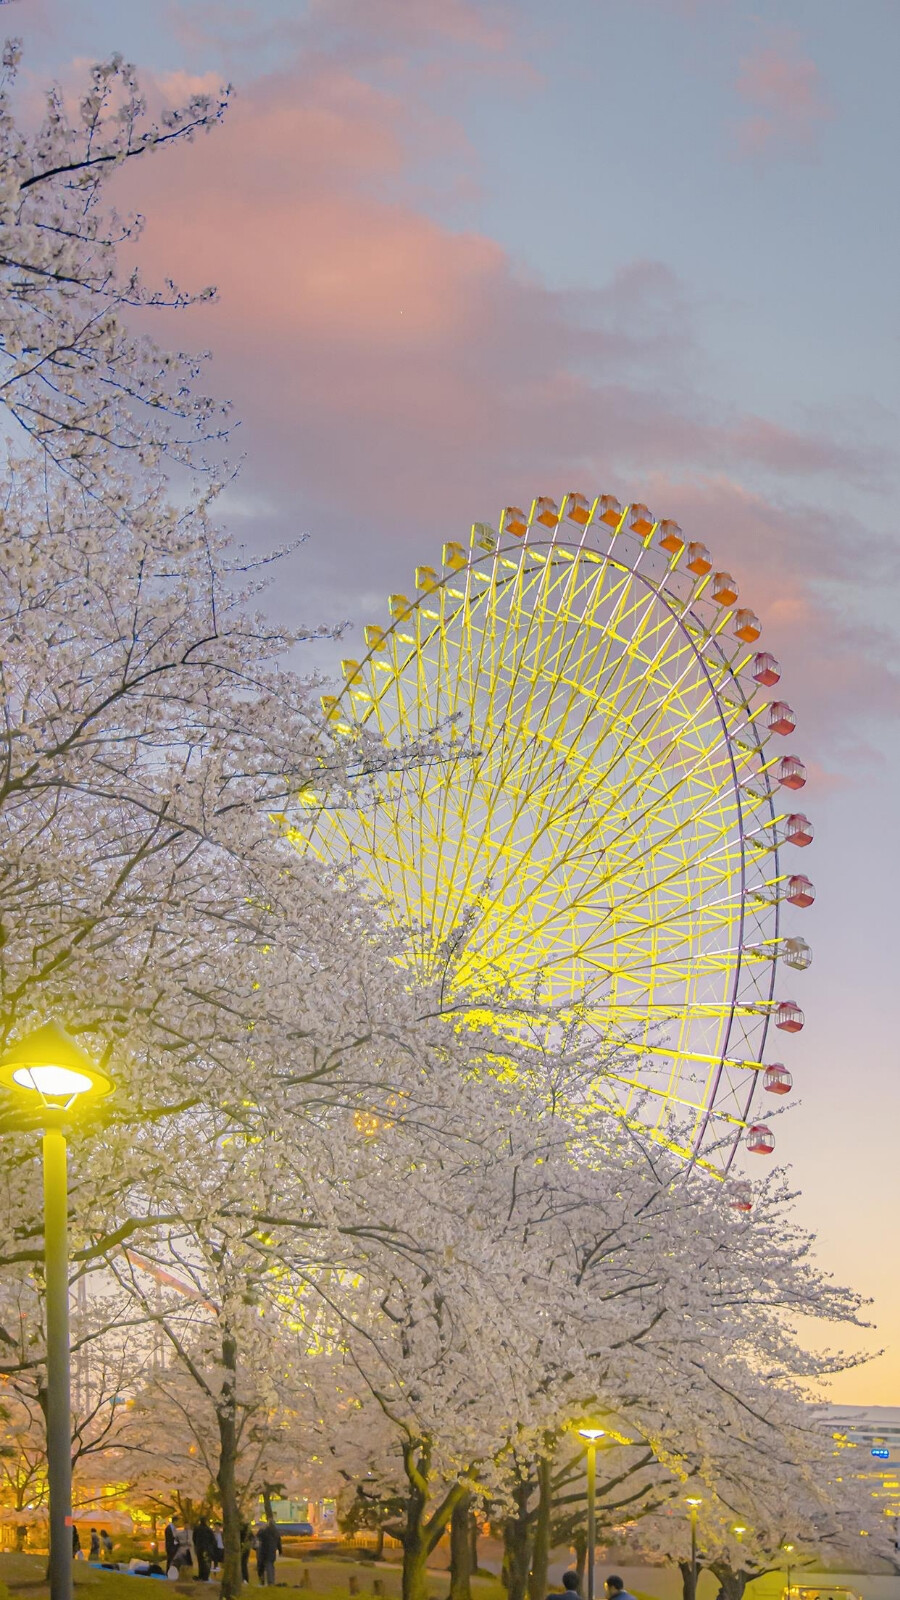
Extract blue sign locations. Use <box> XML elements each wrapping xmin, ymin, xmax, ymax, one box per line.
<box><xmin>872</xmin><ymin>1448</ymin><xmax>890</xmax><ymax>1459</ymax></box>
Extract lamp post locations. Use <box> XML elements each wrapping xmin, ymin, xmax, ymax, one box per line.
<box><xmin>577</xmin><ymin>1426</ymin><xmax>606</xmax><ymax>1600</ymax></box>
<box><xmin>782</xmin><ymin>1542</ymin><xmax>795</xmax><ymax>1600</ymax></box>
<box><xmin>686</xmin><ymin>1497</ymin><xmax>702</xmax><ymax>1600</ymax></box>
<box><xmin>0</xmin><ymin>1023</ymin><xmax>112</xmax><ymax>1600</ymax></box>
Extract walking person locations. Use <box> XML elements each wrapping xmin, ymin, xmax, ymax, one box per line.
<box><xmin>212</xmin><ymin>1524</ymin><xmax>225</xmax><ymax>1577</ymax></box>
<box><xmin>72</xmin><ymin>1525</ymin><xmax>83</xmax><ymax>1561</ymax></box>
<box><xmin>255</xmin><ymin>1518</ymin><xmax>282</xmax><ymax>1586</ymax></box>
<box><xmin>88</xmin><ymin>1529</ymin><xmax>101</xmax><ymax>1562</ymax></box>
<box><xmin>100</xmin><ymin>1530</ymin><xmax>114</xmax><ymax>1561</ymax></box>
<box><xmin>193</xmin><ymin>1516</ymin><xmax>217</xmax><ymax>1582</ymax></box>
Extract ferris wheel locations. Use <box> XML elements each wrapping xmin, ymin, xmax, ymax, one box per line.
<box><xmin>305</xmin><ymin>493</ymin><xmax>814</xmax><ymax>1174</ymax></box>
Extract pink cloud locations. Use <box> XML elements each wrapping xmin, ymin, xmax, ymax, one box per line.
<box><xmin>308</xmin><ymin>0</ymin><xmax>512</xmax><ymax>53</ymax></box>
<box><xmin>113</xmin><ymin>37</ymin><xmax>893</xmax><ymax>761</ymax></box>
<box><xmin>163</xmin><ymin>0</ymin><xmax>526</xmax><ymax>88</ymax></box>
<box><xmin>734</xmin><ymin>31</ymin><xmax>832</xmax><ymax>158</ymax></box>
<box><xmin>124</xmin><ymin>64</ymin><xmax>879</xmax><ymax>506</ymax></box>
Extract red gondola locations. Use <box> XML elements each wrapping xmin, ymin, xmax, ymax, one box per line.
<box><xmin>786</xmin><ymin>874</ymin><xmax>815</xmax><ymax>908</ymax></box>
<box><xmin>784</xmin><ymin>813</ymin><xmax>813</xmax><ymax>847</ymax></box>
<box><xmin>763</xmin><ymin>1064</ymin><xmax>793</xmax><ymax>1095</ymax></box>
<box><xmin>746</xmin><ymin>1124</ymin><xmax>775</xmax><ymax>1155</ymax></box>
<box><xmin>777</xmin><ymin>755</ymin><xmax>807</xmax><ymax>790</ymax></box>
<box><xmin>752</xmin><ymin>651</ymin><xmax>781</xmax><ymax>687</ymax></box>
<box><xmin>775</xmin><ymin>1000</ymin><xmax>804</xmax><ymax>1033</ymax></box>
<box><xmin>767</xmin><ymin>701</ymin><xmax>796</xmax><ymax>735</ymax></box>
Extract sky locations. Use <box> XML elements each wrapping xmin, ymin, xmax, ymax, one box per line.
<box><xmin>9</xmin><ymin>0</ymin><xmax>900</xmax><ymax>1401</ymax></box>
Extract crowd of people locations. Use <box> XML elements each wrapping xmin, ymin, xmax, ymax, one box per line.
<box><xmin>164</xmin><ymin>1513</ymin><xmax>283</xmax><ymax>1585</ymax></box>
<box><xmin>72</xmin><ymin>1525</ymin><xmax>114</xmax><ymax>1561</ymax></box>
<box><xmin>74</xmin><ymin>1515</ymin><xmax>634</xmax><ymax>1596</ymax></box>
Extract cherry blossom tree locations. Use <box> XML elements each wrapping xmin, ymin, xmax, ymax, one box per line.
<box><xmin>0</xmin><ymin>44</ymin><xmax>230</xmax><ymax>490</ymax></box>
<box><xmin>0</xmin><ymin>52</ymin><xmax>529</xmax><ymax>1587</ymax></box>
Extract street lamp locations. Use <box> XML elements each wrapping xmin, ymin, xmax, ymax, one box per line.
<box><xmin>782</xmin><ymin>1542</ymin><xmax>795</xmax><ymax>1600</ymax></box>
<box><xmin>0</xmin><ymin>1022</ymin><xmax>112</xmax><ymax>1600</ymax></box>
<box><xmin>686</xmin><ymin>1497</ymin><xmax>703</xmax><ymax>1600</ymax></box>
<box><xmin>577</xmin><ymin>1426</ymin><xmax>606</xmax><ymax>1600</ymax></box>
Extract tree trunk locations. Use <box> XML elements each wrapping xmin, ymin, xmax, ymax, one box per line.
<box><xmin>468</xmin><ymin>1509</ymin><xmax>479</xmax><ymax>1577</ymax></box>
<box><xmin>679</xmin><ymin>1559</ymin><xmax>696</xmax><ymax>1600</ymax></box>
<box><xmin>573</xmin><ymin>1530</ymin><xmax>587</xmax><ymax>1594</ymax></box>
<box><xmin>396</xmin><ymin>1440</ymin><xmax>468</xmax><ymax>1600</ymax></box>
<box><xmin>528</xmin><ymin>1458</ymin><xmax>552</xmax><ymax>1600</ymax></box>
<box><xmin>503</xmin><ymin>1484</ymin><xmax>533</xmax><ymax>1600</ymax></box>
<box><xmin>375</xmin><ymin>1526</ymin><xmax>385</xmax><ymax>1560</ymax></box>
<box><xmin>711</xmin><ymin>1563</ymin><xmax>746</xmax><ymax>1600</ymax></box>
<box><xmin>449</xmin><ymin>1493</ymin><xmax>472</xmax><ymax>1600</ymax></box>
<box><xmin>400</xmin><ymin>1443</ymin><xmax>431</xmax><ymax>1600</ymax></box>
<box><xmin>262</xmin><ymin>1487</ymin><xmax>274</xmax><ymax>1521</ymax></box>
<box><xmin>217</xmin><ymin>1333</ymin><xmax>243</xmax><ymax>1600</ymax></box>
<box><xmin>403</xmin><ymin>1538</ymin><xmax>430</xmax><ymax>1600</ymax></box>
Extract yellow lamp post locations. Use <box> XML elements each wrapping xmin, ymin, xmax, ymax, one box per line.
<box><xmin>577</xmin><ymin>1426</ymin><xmax>606</xmax><ymax>1600</ymax></box>
<box><xmin>686</xmin><ymin>1497</ymin><xmax>703</xmax><ymax>1600</ymax></box>
<box><xmin>782</xmin><ymin>1542</ymin><xmax>795</xmax><ymax>1600</ymax></box>
<box><xmin>0</xmin><ymin>1023</ymin><xmax>112</xmax><ymax>1600</ymax></box>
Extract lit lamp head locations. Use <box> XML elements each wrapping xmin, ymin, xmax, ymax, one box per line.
<box><xmin>0</xmin><ymin>1021</ymin><xmax>112</xmax><ymax>1113</ymax></box>
<box><xmin>733</xmin><ymin>1526</ymin><xmax>747</xmax><ymax>1540</ymax></box>
<box><xmin>686</xmin><ymin>1497</ymin><xmax>703</xmax><ymax>1509</ymax></box>
<box><xmin>577</xmin><ymin>1426</ymin><xmax>606</xmax><ymax>1442</ymax></box>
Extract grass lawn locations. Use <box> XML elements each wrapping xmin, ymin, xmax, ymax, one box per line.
<box><xmin>0</xmin><ymin>1553</ymin><xmax>508</xmax><ymax>1600</ymax></box>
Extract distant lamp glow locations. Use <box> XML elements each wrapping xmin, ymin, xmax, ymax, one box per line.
<box><xmin>733</xmin><ymin>1526</ymin><xmax>747</xmax><ymax>1538</ymax></box>
<box><xmin>0</xmin><ymin>1021</ymin><xmax>112</xmax><ymax>1110</ymax></box>
<box><xmin>686</xmin><ymin>1497</ymin><xmax>703</xmax><ymax>1507</ymax></box>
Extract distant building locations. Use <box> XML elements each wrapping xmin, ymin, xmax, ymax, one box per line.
<box><xmin>821</xmin><ymin>1406</ymin><xmax>900</xmax><ymax>1455</ymax></box>
<box><xmin>815</xmin><ymin>1404</ymin><xmax>900</xmax><ymax>1534</ymax></box>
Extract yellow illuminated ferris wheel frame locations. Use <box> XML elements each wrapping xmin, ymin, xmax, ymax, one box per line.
<box><xmin>301</xmin><ymin>492</ymin><xmax>813</xmax><ymax>1172</ymax></box>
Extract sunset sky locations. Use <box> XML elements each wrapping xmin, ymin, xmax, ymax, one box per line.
<box><xmin>13</xmin><ymin>0</ymin><xmax>900</xmax><ymax>1399</ymax></box>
